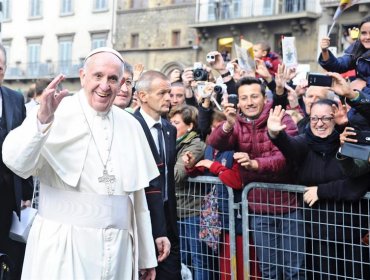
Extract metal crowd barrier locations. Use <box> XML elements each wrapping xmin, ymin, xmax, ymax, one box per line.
<box><xmin>242</xmin><ymin>183</ymin><xmax>370</xmax><ymax>280</ymax></box>
<box><xmin>178</xmin><ymin>176</ymin><xmax>238</xmax><ymax>280</ymax></box>
<box><xmin>31</xmin><ymin>176</ymin><xmax>370</xmax><ymax>279</ymax></box>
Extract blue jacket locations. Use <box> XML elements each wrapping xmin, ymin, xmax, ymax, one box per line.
<box><xmin>318</xmin><ymin>43</ymin><xmax>370</xmax><ymax>83</ymax></box>
<box><xmin>319</xmin><ymin>44</ymin><xmax>370</xmax><ymax>129</ymax></box>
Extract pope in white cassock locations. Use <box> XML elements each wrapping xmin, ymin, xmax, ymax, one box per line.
<box><xmin>2</xmin><ymin>48</ymin><xmax>159</xmax><ymax>280</ymax></box>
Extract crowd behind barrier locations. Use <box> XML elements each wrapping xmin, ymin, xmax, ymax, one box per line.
<box><xmin>177</xmin><ymin>177</ymin><xmax>369</xmax><ymax>280</ymax></box>
<box><xmin>1</xmin><ymin>15</ymin><xmax>369</xmax><ymax>279</ymax></box>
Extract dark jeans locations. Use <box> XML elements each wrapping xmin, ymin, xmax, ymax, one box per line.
<box><xmin>306</xmin><ymin>239</ymin><xmax>370</xmax><ymax>280</ymax></box>
<box><xmin>0</xmin><ymin>176</ymin><xmax>25</xmax><ymax>280</ymax></box>
<box><xmin>251</xmin><ymin>210</ymin><xmax>305</xmax><ymax>280</ymax></box>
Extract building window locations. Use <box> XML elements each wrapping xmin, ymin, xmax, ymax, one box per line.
<box><xmin>285</xmin><ymin>0</ymin><xmax>306</xmax><ymax>13</ymax></box>
<box><xmin>93</xmin><ymin>0</ymin><xmax>108</xmax><ymax>11</ymax></box>
<box><xmin>91</xmin><ymin>33</ymin><xmax>108</xmax><ymax>49</ymax></box>
<box><xmin>60</xmin><ymin>0</ymin><xmax>73</xmax><ymax>15</ymax></box>
<box><xmin>262</xmin><ymin>0</ymin><xmax>273</xmax><ymax>15</ymax></box>
<box><xmin>2</xmin><ymin>0</ymin><xmax>12</xmax><ymax>21</ymax></box>
<box><xmin>29</xmin><ymin>0</ymin><xmax>42</xmax><ymax>17</ymax></box>
<box><xmin>2</xmin><ymin>40</ymin><xmax>11</xmax><ymax>63</ymax></box>
<box><xmin>131</xmin><ymin>34</ymin><xmax>139</xmax><ymax>48</ymax></box>
<box><xmin>58</xmin><ymin>36</ymin><xmax>73</xmax><ymax>75</ymax></box>
<box><xmin>131</xmin><ymin>0</ymin><xmax>148</xmax><ymax>9</ymax></box>
<box><xmin>27</xmin><ymin>39</ymin><xmax>41</xmax><ymax>76</ymax></box>
<box><xmin>172</xmin><ymin>31</ymin><xmax>181</xmax><ymax>47</ymax></box>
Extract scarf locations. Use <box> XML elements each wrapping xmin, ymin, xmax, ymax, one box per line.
<box><xmin>305</xmin><ymin>127</ymin><xmax>340</xmax><ymax>156</ymax></box>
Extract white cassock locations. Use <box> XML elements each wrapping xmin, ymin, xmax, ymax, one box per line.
<box><xmin>3</xmin><ymin>90</ymin><xmax>159</xmax><ymax>280</ymax></box>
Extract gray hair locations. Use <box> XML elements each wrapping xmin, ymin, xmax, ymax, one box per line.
<box><xmin>135</xmin><ymin>70</ymin><xmax>168</xmax><ymax>93</ymax></box>
<box><xmin>123</xmin><ymin>61</ymin><xmax>133</xmax><ymax>77</ymax></box>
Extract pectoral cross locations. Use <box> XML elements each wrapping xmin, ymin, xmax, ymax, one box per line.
<box><xmin>98</xmin><ymin>169</ymin><xmax>116</xmax><ymax>195</ymax></box>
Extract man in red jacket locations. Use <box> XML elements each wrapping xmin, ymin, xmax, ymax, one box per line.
<box><xmin>208</xmin><ymin>77</ymin><xmax>305</xmax><ymax>280</ymax></box>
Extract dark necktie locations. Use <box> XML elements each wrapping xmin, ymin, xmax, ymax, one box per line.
<box><xmin>153</xmin><ymin>122</ymin><xmax>168</xmax><ymax>201</ymax></box>
<box><xmin>154</xmin><ymin>123</ymin><xmax>165</xmax><ymax>163</ymax></box>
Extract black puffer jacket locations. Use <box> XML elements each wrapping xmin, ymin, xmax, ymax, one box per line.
<box><xmin>271</xmin><ymin>129</ymin><xmax>369</xmax><ymax>242</ymax></box>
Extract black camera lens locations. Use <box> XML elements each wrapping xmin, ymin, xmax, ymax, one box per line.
<box><xmin>214</xmin><ymin>85</ymin><xmax>223</xmax><ymax>95</ymax></box>
<box><xmin>193</xmin><ymin>69</ymin><xmax>209</xmax><ymax>81</ymax></box>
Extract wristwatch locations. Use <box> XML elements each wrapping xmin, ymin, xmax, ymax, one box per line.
<box><xmin>350</xmin><ymin>89</ymin><xmax>361</xmax><ymax>102</ymax></box>
<box><xmin>221</xmin><ymin>71</ymin><xmax>231</xmax><ymax>78</ymax></box>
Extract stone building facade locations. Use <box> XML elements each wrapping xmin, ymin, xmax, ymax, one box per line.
<box><xmin>115</xmin><ymin>0</ymin><xmax>198</xmax><ymax>74</ymax></box>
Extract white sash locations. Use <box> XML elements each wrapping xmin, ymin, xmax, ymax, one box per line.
<box><xmin>38</xmin><ymin>184</ymin><xmax>132</xmax><ymax>230</ymax></box>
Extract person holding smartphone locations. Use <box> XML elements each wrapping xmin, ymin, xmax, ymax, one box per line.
<box><xmin>319</xmin><ymin>16</ymin><xmax>370</xmax><ymax>104</ymax></box>
<box><xmin>208</xmin><ymin>76</ymin><xmax>304</xmax><ymax>280</ymax></box>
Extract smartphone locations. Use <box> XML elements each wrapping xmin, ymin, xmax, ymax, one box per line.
<box><xmin>307</xmin><ymin>73</ymin><xmax>333</xmax><ymax>87</ymax></box>
<box><xmin>228</xmin><ymin>94</ymin><xmax>238</xmax><ymax>109</ymax></box>
<box><xmin>348</xmin><ymin>130</ymin><xmax>370</xmax><ymax>145</ymax></box>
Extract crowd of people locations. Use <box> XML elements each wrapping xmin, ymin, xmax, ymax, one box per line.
<box><xmin>0</xmin><ymin>15</ymin><xmax>369</xmax><ymax>280</ymax></box>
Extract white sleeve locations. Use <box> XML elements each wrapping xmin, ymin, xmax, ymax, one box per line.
<box><xmin>2</xmin><ymin>109</ymin><xmax>50</xmax><ymax>179</ymax></box>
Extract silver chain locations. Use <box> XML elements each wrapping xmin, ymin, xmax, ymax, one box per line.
<box><xmin>78</xmin><ymin>96</ymin><xmax>115</xmax><ymax>172</ymax></box>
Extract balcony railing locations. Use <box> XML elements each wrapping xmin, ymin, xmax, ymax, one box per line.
<box><xmin>5</xmin><ymin>60</ymin><xmax>84</xmax><ymax>80</ymax></box>
<box><xmin>195</xmin><ymin>0</ymin><xmax>318</xmax><ymax>23</ymax></box>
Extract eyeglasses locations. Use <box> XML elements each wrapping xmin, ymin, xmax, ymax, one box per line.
<box><xmin>124</xmin><ymin>80</ymin><xmax>133</xmax><ymax>87</ymax></box>
<box><xmin>310</xmin><ymin>116</ymin><xmax>334</xmax><ymax>124</ymax></box>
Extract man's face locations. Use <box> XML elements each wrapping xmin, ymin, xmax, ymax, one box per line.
<box><xmin>238</xmin><ymin>83</ymin><xmax>266</xmax><ymax>119</ymax></box>
<box><xmin>0</xmin><ymin>51</ymin><xmax>7</xmax><ymax>86</ymax></box>
<box><xmin>79</xmin><ymin>52</ymin><xmax>123</xmax><ymax>112</ymax></box>
<box><xmin>140</xmin><ymin>77</ymin><xmax>171</xmax><ymax>118</ymax></box>
<box><xmin>170</xmin><ymin>86</ymin><xmax>186</xmax><ymax>107</ymax></box>
<box><xmin>303</xmin><ymin>86</ymin><xmax>328</xmax><ymax>115</ymax></box>
<box><xmin>114</xmin><ymin>71</ymin><xmax>133</xmax><ymax>109</ymax></box>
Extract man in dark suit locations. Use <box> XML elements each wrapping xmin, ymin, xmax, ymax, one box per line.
<box><xmin>0</xmin><ymin>44</ymin><xmax>34</xmax><ymax>279</ymax></box>
<box><xmin>134</xmin><ymin>70</ymin><xmax>181</xmax><ymax>279</ymax></box>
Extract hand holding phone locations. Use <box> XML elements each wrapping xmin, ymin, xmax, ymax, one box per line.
<box><xmin>307</xmin><ymin>73</ymin><xmax>333</xmax><ymax>87</ymax></box>
<box><xmin>228</xmin><ymin>94</ymin><xmax>238</xmax><ymax>109</ymax></box>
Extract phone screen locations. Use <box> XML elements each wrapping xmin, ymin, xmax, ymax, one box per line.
<box><xmin>307</xmin><ymin>73</ymin><xmax>332</xmax><ymax>87</ymax></box>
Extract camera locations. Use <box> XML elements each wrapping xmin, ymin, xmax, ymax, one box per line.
<box><xmin>226</xmin><ymin>63</ymin><xmax>234</xmax><ymax>77</ymax></box>
<box><xmin>206</xmin><ymin>54</ymin><xmax>215</xmax><ymax>63</ymax></box>
<box><xmin>228</xmin><ymin>94</ymin><xmax>238</xmax><ymax>109</ymax></box>
<box><xmin>213</xmin><ymin>83</ymin><xmax>227</xmax><ymax>95</ymax></box>
<box><xmin>193</xmin><ymin>62</ymin><xmax>209</xmax><ymax>81</ymax></box>
<box><xmin>307</xmin><ymin>73</ymin><xmax>333</xmax><ymax>87</ymax></box>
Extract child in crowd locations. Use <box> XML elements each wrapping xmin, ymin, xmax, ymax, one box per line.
<box><xmin>253</xmin><ymin>41</ymin><xmax>282</xmax><ymax>77</ymax></box>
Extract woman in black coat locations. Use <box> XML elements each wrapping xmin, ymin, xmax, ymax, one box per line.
<box><xmin>267</xmin><ymin>100</ymin><xmax>369</xmax><ymax>280</ymax></box>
